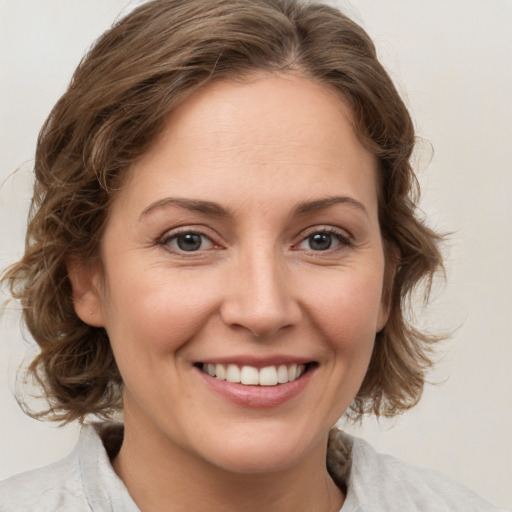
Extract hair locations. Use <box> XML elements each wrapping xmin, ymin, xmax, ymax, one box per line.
<box><xmin>2</xmin><ymin>0</ymin><xmax>443</xmax><ymax>424</ymax></box>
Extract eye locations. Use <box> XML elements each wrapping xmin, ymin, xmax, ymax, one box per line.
<box><xmin>297</xmin><ymin>229</ymin><xmax>351</xmax><ymax>252</ymax></box>
<box><xmin>162</xmin><ymin>231</ymin><xmax>215</xmax><ymax>252</ymax></box>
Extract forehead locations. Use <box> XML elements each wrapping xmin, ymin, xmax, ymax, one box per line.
<box><xmin>152</xmin><ymin>74</ymin><xmax>368</xmax><ymax>160</ymax></box>
<box><xmin>117</xmin><ymin>73</ymin><xmax>379</xmax><ymax>216</ymax></box>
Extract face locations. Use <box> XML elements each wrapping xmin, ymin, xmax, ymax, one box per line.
<box><xmin>72</xmin><ymin>74</ymin><xmax>388</xmax><ymax>474</ymax></box>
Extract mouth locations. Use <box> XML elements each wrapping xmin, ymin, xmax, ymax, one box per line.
<box><xmin>195</xmin><ymin>362</ymin><xmax>317</xmax><ymax>386</ymax></box>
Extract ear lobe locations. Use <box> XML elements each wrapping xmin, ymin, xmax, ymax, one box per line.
<box><xmin>377</xmin><ymin>241</ymin><xmax>400</xmax><ymax>332</ymax></box>
<box><xmin>66</xmin><ymin>256</ymin><xmax>105</xmax><ymax>327</ymax></box>
<box><xmin>376</xmin><ymin>299</ymin><xmax>391</xmax><ymax>333</ymax></box>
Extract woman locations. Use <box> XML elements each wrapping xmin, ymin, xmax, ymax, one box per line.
<box><xmin>0</xmin><ymin>0</ymin><xmax>506</xmax><ymax>511</ymax></box>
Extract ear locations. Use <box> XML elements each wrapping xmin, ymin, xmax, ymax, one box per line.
<box><xmin>376</xmin><ymin>299</ymin><xmax>391</xmax><ymax>333</ymax></box>
<box><xmin>66</xmin><ymin>255</ymin><xmax>106</xmax><ymax>327</ymax></box>
<box><xmin>376</xmin><ymin>241</ymin><xmax>400</xmax><ymax>332</ymax></box>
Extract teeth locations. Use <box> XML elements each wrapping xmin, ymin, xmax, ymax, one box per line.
<box><xmin>240</xmin><ymin>366</ymin><xmax>259</xmax><ymax>385</ymax></box>
<box><xmin>277</xmin><ymin>365</ymin><xmax>289</xmax><ymax>384</ymax></box>
<box><xmin>259</xmin><ymin>366</ymin><xmax>278</xmax><ymax>386</ymax></box>
<box><xmin>226</xmin><ymin>364</ymin><xmax>241</xmax><ymax>383</ymax></box>
<box><xmin>288</xmin><ymin>363</ymin><xmax>297</xmax><ymax>381</ymax></box>
<box><xmin>215</xmin><ymin>364</ymin><xmax>226</xmax><ymax>380</ymax></box>
<box><xmin>202</xmin><ymin>363</ymin><xmax>309</xmax><ymax>386</ymax></box>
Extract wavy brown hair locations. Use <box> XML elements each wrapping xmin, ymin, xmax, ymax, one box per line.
<box><xmin>2</xmin><ymin>0</ymin><xmax>443</xmax><ymax>423</ymax></box>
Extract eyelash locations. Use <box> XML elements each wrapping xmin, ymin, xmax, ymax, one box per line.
<box><xmin>159</xmin><ymin>228</ymin><xmax>218</xmax><ymax>254</ymax></box>
<box><xmin>157</xmin><ymin>226</ymin><xmax>353</xmax><ymax>255</ymax></box>
<box><xmin>294</xmin><ymin>227</ymin><xmax>353</xmax><ymax>253</ymax></box>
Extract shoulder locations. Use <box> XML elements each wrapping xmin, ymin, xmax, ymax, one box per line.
<box><xmin>328</xmin><ymin>429</ymin><xmax>505</xmax><ymax>512</ymax></box>
<box><xmin>0</xmin><ymin>443</ymin><xmax>88</xmax><ymax>511</ymax></box>
<box><xmin>0</xmin><ymin>423</ymin><xmax>137</xmax><ymax>512</ymax></box>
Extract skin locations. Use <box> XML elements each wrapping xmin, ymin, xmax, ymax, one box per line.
<box><xmin>70</xmin><ymin>73</ymin><xmax>389</xmax><ymax>512</ymax></box>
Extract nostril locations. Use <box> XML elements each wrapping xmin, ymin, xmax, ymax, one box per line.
<box><xmin>221</xmin><ymin>307</ymin><xmax>302</xmax><ymax>338</ymax></box>
<box><xmin>219</xmin><ymin>268</ymin><xmax>302</xmax><ymax>337</ymax></box>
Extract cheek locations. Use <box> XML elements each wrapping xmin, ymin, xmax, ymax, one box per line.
<box><xmin>102</xmin><ymin>266</ymin><xmax>222</xmax><ymax>356</ymax></box>
<box><xmin>301</xmin><ymin>268</ymin><xmax>384</xmax><ymax>353</ymax></box>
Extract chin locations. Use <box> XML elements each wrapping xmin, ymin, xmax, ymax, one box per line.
<box><xmin>191</xmin><ymin>421</ymin><xmax>328</xmax><ymax>475</ymax></box>
<box><xmin>207</xmin><ymin>443</ymin><xmax>307</xmax><ymax>475</ymax></box>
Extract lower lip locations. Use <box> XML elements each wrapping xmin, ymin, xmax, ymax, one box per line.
<box><xmin>196</xmin><ymin>367</ymin><xmax>315</xmax><ymax>408</ymax></box>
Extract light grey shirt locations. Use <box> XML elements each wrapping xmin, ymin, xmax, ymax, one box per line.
<box><xmin>0</xmin><ymin>423</ymin><xmax>505</xmax><ymax>511</ymax></box>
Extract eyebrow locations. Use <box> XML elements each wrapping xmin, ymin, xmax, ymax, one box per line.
<box><xmin>293</xmin><ymin>196</ymin><xmax>369</xmax><ymax>217</ymax></box>
<box><xmin>139</xmin><ymin>195</ymin><xmax>368</xmax><ymax>220</ymax></box>
<box><xmin>140</xmin><ymin>197</ymin><xmax>230</xmax><ymax>220</ymax></box>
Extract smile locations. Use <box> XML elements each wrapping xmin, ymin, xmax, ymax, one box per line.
<box><xmin>198</xmin><ymin>363</ymin><xmax>313</xmax><ymax>386</ymax></box>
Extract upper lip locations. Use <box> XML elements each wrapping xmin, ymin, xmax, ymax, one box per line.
<box><xmin>195</xmin><ymin>356</ymin><xmax>316</xmax><ymax>368</ymax></box>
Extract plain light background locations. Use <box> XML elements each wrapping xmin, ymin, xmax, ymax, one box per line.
<box><xmin>1</xmin><ymin>0</ymin><xmax>511</xmax><ymax>508</ymax></box>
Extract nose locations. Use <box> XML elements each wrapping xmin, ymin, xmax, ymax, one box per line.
<box><xmin>220</xmin><ymin>248</ymin><xmax>302</xmax><ymax>338</ymax></box>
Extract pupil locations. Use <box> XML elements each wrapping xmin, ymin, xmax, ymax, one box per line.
<box><xmin>310</xmin><ymin>233</ymin><xmax>332</xmax><ymax>251</ymax></box>
<box><xmin>177</xmin><ymin>233</ymin><xmax>202</xmax><ymax>251</ymax></box>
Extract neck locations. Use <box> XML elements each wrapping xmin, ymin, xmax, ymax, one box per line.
<box><xmin>112</xmin><ymin>418</ymin><xmax>344</xmax><ymax>512</ymax></box>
